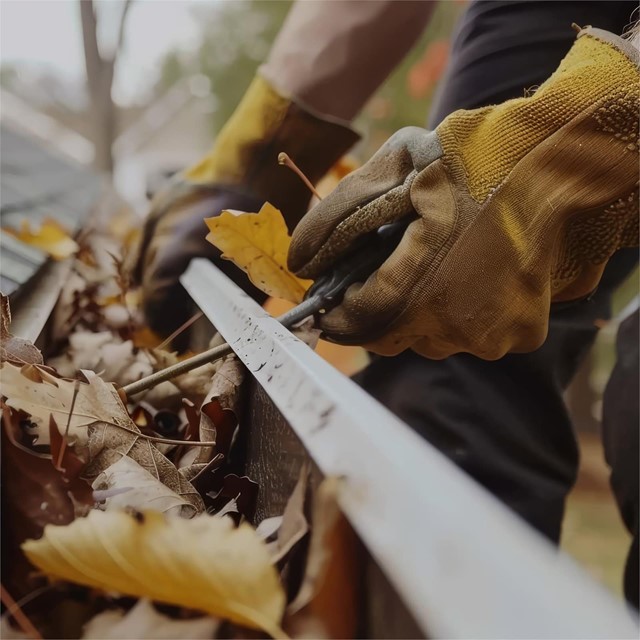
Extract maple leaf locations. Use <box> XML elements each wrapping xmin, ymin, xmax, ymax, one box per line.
<box><xmin>205</xmin><ymin>203</ymin><xmax>312</xmax><ymax>303</ymax></box>
<box><xmin>3</xmin><ymin>217</ymin><xmax>79</xmax><ymax>260</ymax></box>
<box><xmin>23</xmin><ymin>509</ymin><xmax>287</xmax><ymax>636</ymax></box>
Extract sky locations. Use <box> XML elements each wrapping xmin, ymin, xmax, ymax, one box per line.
<box><xmin>0</xmin><ymin>0</ymin><xmax>204</xmax><ymax>104</ymax></box>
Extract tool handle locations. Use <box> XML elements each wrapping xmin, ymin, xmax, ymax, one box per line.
<box><xmin>305</xmin><ymin>219</ymin><xmax>411</xmax><ymax>311</ymax></box>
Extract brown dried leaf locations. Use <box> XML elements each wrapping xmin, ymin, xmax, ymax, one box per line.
<box><xmin>0</xmin><ymin>362</ymin><xmax>129</xmax><ymax>447</ymax></box>
<box><xmin>288</xmin><ymin>478</ymin><xmax>345</xmax><ymax>613</ymax></box>
<box><xmin>206</xmin><ymin>474</ymin><xmax>259</xmax><ymax>521</ymax></box>
<box><xmin>196</xmin><ymin>357</ymin><xmax>244</xmax><ymax>464</ymax></box>
<box><xmin>0</xmin><ymin>363</ymin><xmax>204</xmax><ymax>516</ymax></box>
<box><xmin>49</xmin><ymin>416</ymin><xmax>87</xmax><ymax>481</ymax></box>
<box><xmin>83</xmin><ymin>420</ymin><xmax>203</xmax><ymax>517</ymax></box>
<box><xmin>286</xmin><ymin>478</ymin><xmax>361</xmax><ymax>640</ymax></box>
<box><xmin>48</xmin><ymin>332</ymin><xmax>153</xmax><ymax>388</ymax></box>
<box><xmin>271</xmin><ymin>464</ymin><xmax>310</xmax><ymax>563</ymax></box>
<box><xmin>0</xmin><ymin>294</ymin><xmax>43</xmax><ymax>365</ymax></box>
<box><xmin>92</xmin><ymin>456</ymin><xmax>194</xmax><ymax>517</ymax></box>
<box><xmin>1</xmin><ymin>410</ymin><xmax>92</xmax><ymax>599</ymax></box>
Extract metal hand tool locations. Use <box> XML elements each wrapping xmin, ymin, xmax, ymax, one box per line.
<box><xmin>122</xmin><ymin>219</ymin><xmax>410</xmax><ymax>397</ymax></box>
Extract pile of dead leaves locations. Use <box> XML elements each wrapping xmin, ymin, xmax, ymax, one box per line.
<box><xmin>1</xmin><ymin>205</ymin><xmax>357</xmax><ymax>639</ymax></box>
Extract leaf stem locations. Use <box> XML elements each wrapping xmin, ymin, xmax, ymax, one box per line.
<box><xmin>278</xmin><ymin>153</ymin><xmax>322</xmax><ymax>201</ymax></box>
<box><xmin>156</xmin><ymin>311</ymin><xmax>204</xmax><ymax>351</ymax></box>
<box><xmin>56</xmin><ymin>380</ymin><xmax>79</xmax><ymax>470</ymax></box>
<box><xmin>0</xmin><ymin>584</ymin><xmax>43</xmax><ymax>640</ymax></box>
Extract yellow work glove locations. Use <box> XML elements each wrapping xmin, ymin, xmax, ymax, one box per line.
<box><xmin>133</xmin><ymin>75</ymin><xmax>358</xmax><ymax>339</ymax></box>
<box><xmin>289</xmin><ymin>27</ymin><xmax>639</xmax><ymax>360</ymax></box>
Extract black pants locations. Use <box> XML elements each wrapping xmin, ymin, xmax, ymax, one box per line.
<box><xmin>357</xmin><ymin>0</ymin><xmax>639</xmax><ymax>606</ymax></box>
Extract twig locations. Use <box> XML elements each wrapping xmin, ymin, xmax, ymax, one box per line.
<box><xmin>92</xmin><ymin>417</ymin><xmax>215</xmax><ymax>447</ymax></box>
<box><xmin>278</xmin><ymin>152</ymin><xmax>323</xmax><ymax>200</ymax></box>
<box><xmin>56</xmin><ymin>380</ymin><xmax>79</xmax><ymax>470</ymax></box>
<box><xmin>0</xmin><ymin>584</ymin><xmax>43</xmax><ymax>640</ymax></box>
<box><xmin>156</xmin><ymin>311</ymin><xmax>204</xmax><ymax>351</ymax></box>
<box><xmin>123</xmin><ymin>341</ymin><xmax>234</xmax><ymax>397</ymax></box>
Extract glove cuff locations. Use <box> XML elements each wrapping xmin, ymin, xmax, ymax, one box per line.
<box><xmin>183</xmin><ymin>75</ymin><xmax>360</xmax><ymax>226</ymax></box>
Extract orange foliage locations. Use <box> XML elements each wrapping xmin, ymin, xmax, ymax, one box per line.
<box><xmin>408</xmin><ymin>39</ymin><xmax>450</xmax><ymax>99</ymax></box>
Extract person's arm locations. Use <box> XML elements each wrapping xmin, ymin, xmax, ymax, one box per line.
<box><xmin>134</xmin><ymin>0</ymin><xmax>436</xmax><ymax>340</ymax></box>
<box><xmin>261</xmin><ymin>0</ymin><xmax>436</xmax><ymax>122</ymax></box>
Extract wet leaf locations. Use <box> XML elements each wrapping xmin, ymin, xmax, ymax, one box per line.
<box><xmin>205</xmin><ymin>203</ymin><xmax>312</xmax><ymax>303</ymax></box>
<box><xmin>3</xmin><ymin>218</ymin><xmax>79</xmax><ymax>260</ymax></box>
<box><xmin>23</xmin><ymin>510</ymin><xmax>287</xmax><ymax>636</ymax></box>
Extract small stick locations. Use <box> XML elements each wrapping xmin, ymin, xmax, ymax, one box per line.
<box><xmin>156</xmin><ymin>311</ymin><xmax>204</xmax><ymax>351</ymax></box>
<box><xmin>123</xmin><ymin>341</ymin><xmax>234</xmax><ymax>397</ymax></box>
<box><xmin>56</xmin><ymin>380</ymin><xmax>79</xmax><ymax>470</ymax></box>
<box><xmin>122</xmin><ymin>297</ymin><xmax>320</xmax><ymax>397</ymax></box>
<box><xmin>278</xmin><ymin>152</ymin><xmax>323</xmax><ymax>201</ymax></box>
<box><xmin>0</xmin><ymin>584</ymin><xmax>43</xmax><ymax>640</ymax></box>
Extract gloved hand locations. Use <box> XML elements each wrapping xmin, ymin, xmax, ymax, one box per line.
<box><xmin>133</xmin><ymin>75</ymin><xmax>358</xmax><ymax>338</ymax></box>
<box><xmin>289</xmin><ymin>27</ymin><xmax>639</xmax><ymax>360</ymax></box>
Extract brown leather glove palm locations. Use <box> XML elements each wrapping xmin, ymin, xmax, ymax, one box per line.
<box><xmin>289</xmin><ymin>27</ymin><xmax>639</xmax><ymax>360</ymax></box>
<box><xmin>133</xmin><ymin>76</ymin><xmax>358</xmax><ymax>338</ymax></box>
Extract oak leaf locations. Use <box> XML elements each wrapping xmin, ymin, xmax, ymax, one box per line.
<box><xmin>205</xmin><ymin>203</ymin><xmax>311</xmax><ymax>303</ymax></box>
<box><xmin>23</xmin><ymin>509</ymin><xmax>287</xmax><ymax>636</ymax></box>
<box><xmin>0</xmin><ymin>362</ymin><xmax>115</xmax><ymax>448</ymax></box>
<box><xmin>92</xmin><ymin>456</ymin><xmax>193</xmax><ymax>516</ymax></box>
<box><xmin>0</xmin><ymin>363</ymin><xmax>204</xmax><ymax>516</ymax></box>
<box><xmin>3</xmin><ymin>217</ymin><xmax>79</xmax><ymax>260</ymax></box>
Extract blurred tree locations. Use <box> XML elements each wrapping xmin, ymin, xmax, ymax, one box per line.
<box><xmin>0</xmin><ymin>65</ymin><xmax>19</xmax><ymax>90</ymax></box>
<box><xmin>79</xmin><ymin>0</ymin><xmax>131</xmax><ymax>174</ymax></box>
<box><xmin>158</xmin><ymin>51</ymin><xmax>186</xmax><ymax>91</ymax></box>
<box><xmin>156</xmin><ymin>0</ymin><xmax>292</xmax><ymax>135</ymax></box>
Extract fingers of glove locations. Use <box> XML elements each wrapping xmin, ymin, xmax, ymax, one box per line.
<box><xmin>140</xmin><ymin>190</ymin><xmax>265</xmax><ymax>336</ymax></box>
<box><xmin>133</xmin><ymin>182</ymin><xmax>224</xmax><ymax>284</ymax></box>
<box><xmin>316</xmin><ymin>218</ymin><xmax>425</xmax><ymax>345</ymax></box>
<box><xmin>288</xmin><ymin>127</ymin><xmax>433</xmax><ymax>274</ymax></box>
<box><xmin>141</xmin><ymin>211</ymin><xmax>222</xmax><ymax>336</ymax></box>
<box><xmin>291</xmin><ymin>174</ymin><xmax>416</xmax><ymax>280</ymax></box>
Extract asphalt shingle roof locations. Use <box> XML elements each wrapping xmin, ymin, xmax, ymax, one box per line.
<box><xmin>0</xmin><ymin>124</ymin><xmax>102</xmax><ymax>295</ymax></box>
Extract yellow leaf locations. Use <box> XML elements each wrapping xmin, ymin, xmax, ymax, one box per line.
<box><xmin>3</xmin><ymin>217</ymin><xmax>79</xmax><ymax>260</ymax></box>
<box><xmin>205</xmin><ymin>203</ymin><xmax>312</xmax><ymax>303</ymax></box>
<box><xmin>23</xmin><ymin>509</ymin><xmax>287</xmax><ymax>637</ymax></box>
